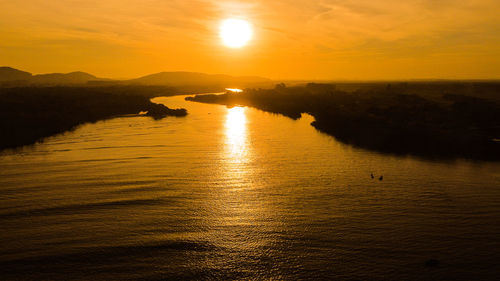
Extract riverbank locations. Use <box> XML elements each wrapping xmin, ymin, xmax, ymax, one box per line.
<box><xmin>0</xmin><ymin>86</ymin><xmax>187</xmax><ymax>150</ymax></box>
<box><xmin>186</xmin><ymin>82</ymin><xmax>500</xmax><ymax>160</ymax></box>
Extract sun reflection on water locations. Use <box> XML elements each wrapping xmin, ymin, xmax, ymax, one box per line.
<box><xmin>225</xmin><ymin>107</ymin><xmax>248</xmax><ymax>161</ymax></box>
<box><xmin>225</xmin><ymin>88</ymin><xmax>243</xmax><ymax>93</ymax></box>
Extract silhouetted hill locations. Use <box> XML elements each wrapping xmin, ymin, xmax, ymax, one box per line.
<box><xmin>0</xmin><ymin>67</ymin><xmax>32</xmax><ymax>82</ymax></box>
<box><xmin>31</xmin><ymin>71</ymin><xmax>102</xmax><ymax>85</ymax></box>
<box><xmin>0</xmin><ymin>67</ymin><xmax>107</xmax><ymax>86</ymax></box>
<box><xmin>128</xmin><ymin>72</ymin><xmax>272</xmax><ymax>89</ymax></box>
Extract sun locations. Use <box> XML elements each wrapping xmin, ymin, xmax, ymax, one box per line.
<box><xmin>219</xmin><ymin>19</ymin><xmax>253</xmax><ymax>48</ymax></box>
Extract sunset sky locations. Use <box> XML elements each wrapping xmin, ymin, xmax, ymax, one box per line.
<box><xmin>1</xmin><ymin>0</ymin><xmax>499</xmax><ymax>80</ymax></box>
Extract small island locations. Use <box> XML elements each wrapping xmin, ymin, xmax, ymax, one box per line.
<box><xmin>146</xmin><ymin>103</ymin><xmax>187</xmax><ymax>120</ymax></box>
<box><xmin>0</xmin><ymin>86</ymin><xmax>187</xmax><ymax>150</ymax></box>
<box><xmin>187</xmin><ymin>82</ymin><xmax>500</xmax><ymax>161</ymax></box>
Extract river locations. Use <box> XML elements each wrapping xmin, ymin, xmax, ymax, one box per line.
<box><xmin>1</xmin><ymin>94</ymin><xmax>499</xmax><ymax>280</ymax></box>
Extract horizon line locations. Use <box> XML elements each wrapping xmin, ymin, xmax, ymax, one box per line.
<box><xmin>3</xmin><ymin>65</ymin><xmax>500</xmax><ymax>82</ymax></box>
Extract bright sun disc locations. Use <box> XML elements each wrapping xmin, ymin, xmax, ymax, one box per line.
<box><xmin>219</xmin><ymin>19</ymin><xmax>253</xmax><ymax>48</ymax></box>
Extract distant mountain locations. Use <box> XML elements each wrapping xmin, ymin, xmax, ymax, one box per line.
<box><xmin>0</xmin><ymin>67</ymin><xmax>104</xmax><ymax>86</ymax></box>
<box><xmin>0</xmin><ymin>67</ymin><xmax>273</xmax><ymax>89</ymax></box>
<box><xmin>31</xmin><ymin>72</ymin><xmax>100</xmax><ymax>85</ymax></box>
<box><xmin>0</xmin><ymin>67</ymin><xmax>32</xmax><ymax>82</ymax></box>
<box><xmin>128</xmin><ymin>72</ymin><xmax>272</xmax><ymax>88</ymax></box>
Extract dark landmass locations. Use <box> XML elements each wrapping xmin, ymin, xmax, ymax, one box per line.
<box><xmin>146</xmin><ymin>103</ymin><xmax>187</xmax><ymax>120</ymax></box>
<box><xmin>187</xmin><ymin>82</ymin><xmax>500</xmax><ymax>160</ymax></box>
<box><xmin>0</xmin><ymin>86</ymin><xmax>187</xmax><ymax>150</ymax></box>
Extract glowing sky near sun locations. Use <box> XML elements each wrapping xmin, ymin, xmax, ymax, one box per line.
<box><xmin>1</xmin><ymin>0</ymin><xmax>499</xmax><ymax>80</ymax></box>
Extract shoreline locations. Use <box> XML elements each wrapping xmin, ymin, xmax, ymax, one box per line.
<box><xmin>0</xmin><ymin>86</ymin><xmax>187</xmax><ymax>150</ymax></box>
<box><xmin>186</xmin><ymin>83</ymin><xmax>500</xmax><ymax>161</ymax></box>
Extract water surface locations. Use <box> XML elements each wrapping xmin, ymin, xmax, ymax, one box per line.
<box><xmin>1</xmin><ymin>94</ymin><xmax>500</xmax><ymax>280</ymax></box>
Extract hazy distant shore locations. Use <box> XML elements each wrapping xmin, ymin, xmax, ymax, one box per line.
<box><xmin>187</xmin><ymin>82</ymin><xmax>500</xmax><ymax>161</ymax></box>
<box><xmin>0</xmin><ymin>66</ymin><xmax>273</xmax><ymax>90</ymax></box>
<box><xmin>0</xmin><ymin>86</ymin><xmax>187</xmax><ymax>150</ymax></box>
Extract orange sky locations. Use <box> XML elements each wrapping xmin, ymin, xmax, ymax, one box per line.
<box><xmin>1</xmin><ymin>0</ymin><xmax>499</xmax><ymax>80</ymax></box>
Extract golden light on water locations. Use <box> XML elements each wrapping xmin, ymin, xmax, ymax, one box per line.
<box><xmin>226</xmin><ymin>88</ymin><xmax>243</xmax><ymax>93</ymax></box>
<box><xmin>225</xmin><ymin>107</ymin><xmax>248</xmax><ymax>160</ymax></box>
<box><xmin>219</xmin><ymin>19</ymin><xmax>253</xmax><ymax>48</ymax></box>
